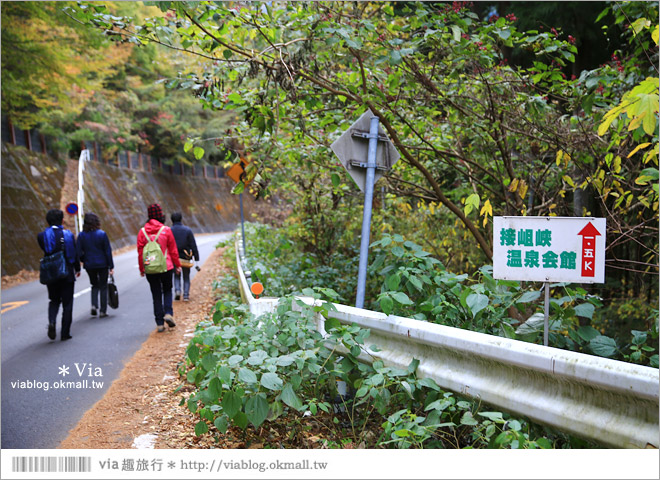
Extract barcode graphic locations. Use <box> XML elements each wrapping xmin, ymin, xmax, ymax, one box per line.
<box><xmin>11</xmin><ymin>456</ymin><xmax>91</xmax><ymax>473</ymax></box>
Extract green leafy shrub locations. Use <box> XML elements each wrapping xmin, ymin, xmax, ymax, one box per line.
<box><xmin>183</xmin><ymin>268</ymin><xmax>578</xmax><ymax>448</ymax></box>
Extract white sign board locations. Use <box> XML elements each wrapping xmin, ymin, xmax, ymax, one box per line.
<box><xmin>493</xmin><ymin>216</ymin><xmax>606</xmax><ymax>283</ymax></box>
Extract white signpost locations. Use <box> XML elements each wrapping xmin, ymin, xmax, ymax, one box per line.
<box><xmin>493</xmin><ymin>216</ymin><xmax>606</xmax><ymax>345</ymax></box>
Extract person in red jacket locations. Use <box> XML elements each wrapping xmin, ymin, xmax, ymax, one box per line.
<box><xmin>137</xmin><ymin>203</ymin><xmax>181</xmax><ymax>332</ymax></box>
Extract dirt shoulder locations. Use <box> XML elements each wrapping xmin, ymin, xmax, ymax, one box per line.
<box><xmin>58</xmin><ymin>246</ymin><xmax>229</xmax><ymax>449</ymax></box>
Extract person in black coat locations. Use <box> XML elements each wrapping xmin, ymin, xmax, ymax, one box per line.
<box><xmin>170</xmin><ymin>212</ymin><xmax>199</xmax><ymax>301</ymax></box>
<box><xmin>37</xmin><ymin>209</ymin><xmax>81</xmax><ymax>341</ymax></box>
<box><xmin>77</xmin><ymin>212</ymin><xmax>114</xmax><ymax>317</ymax></box>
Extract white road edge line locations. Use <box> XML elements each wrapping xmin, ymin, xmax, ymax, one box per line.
<box><xmin>74</xmin><ymin>287</ymin><xmax>91</xmax><ymax>298</ymax></box>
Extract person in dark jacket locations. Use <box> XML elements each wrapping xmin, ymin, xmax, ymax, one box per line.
<box><xmin>170</xmin><ymin>212</ymin><xmax>200</xmax><ymax>302</ymax></box>
<box><xmin>37</xmin><ymin>209</ymin><xmax>81</xmax><ymax>341</ymax></box>
<box><xmin>137</xmin><ymin>203</ymin><xmax>181</xmax><ymax>332</ymax></box>
<box><xmin>77</xmin><ymin>212</ymin><xmax>114</xmax><ymax>318</ymax></box>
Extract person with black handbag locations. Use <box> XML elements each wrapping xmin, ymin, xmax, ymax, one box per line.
<box><xmin>77</xmin><ymin>213</ymin><xmax>114</xmax><ymax>318</ymax></box>
<box><xmin>170</xmin><ymin>212</ymin><xmax>199</xmax><ymax>302</ymax></box>
<box><xmin>37</xmin><ymin>209</ymin><xmax>81</xmax><ymax>341</ymax></box>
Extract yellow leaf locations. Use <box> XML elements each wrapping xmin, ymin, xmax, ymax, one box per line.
<box><xmin>652</xmin><ymin>25</ymin><xmax>659</xmax><ymax>46</ymax></box>
<box><xmin>480</xmin><ymin>199</ymin><xmax>493</xmax><ymax>217</ymax></box>
<box><xmin>628</xmin><ymin>111</ymin><xmax>646</xmax><ymax>131</ymax></box>
<box><xmin>562</xmin><ymin>175</ymin><xmax>575</xmax><ymax>188</ymax></box>
<box><xmin>628</xmin><ymin>143</ymin><xmax>652</xmax><ymax>158</ymax></box>
<box><xmin>518</xmin><ymin>180</ymin><xmax>529</xmax><ymax>200</ymax></box>
<box><xmin>508</xmin><ymin>178</ymin><xmax>519</xmax><ymax>193</ymax></box>
<box><xmin>643</xmin><ymin>144</ymin><xmax>659</xmax><ymax>165</ymax></box>
<box><xmin>556</xmin><ymin>150</ymin><xmax>563</xmax><ymax>166</ymax></box>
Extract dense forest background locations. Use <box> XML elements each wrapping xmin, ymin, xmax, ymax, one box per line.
<box><xmin>2</xmin><ymin>1</ymin><xmax>658</xmax><ymax>355</ymax></box>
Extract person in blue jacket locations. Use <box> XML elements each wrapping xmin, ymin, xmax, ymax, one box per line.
<box><xmin>37</xmin><ymin>209</ymin><xmax>81</xmax><ymax>341</ymax></box>
<box><xmin>170</xmin><ymin>212</ymin><xmax>199</xmax><ymax>301</ymax></box>
<box><xmin>77</xmin><ymin>212</ymin><xmax>114</xmax><ymax>318</ymax></box>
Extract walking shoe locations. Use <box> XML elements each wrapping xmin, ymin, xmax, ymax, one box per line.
<box><xmin>47</xmin><ymin>323</ymin><xmax>56</xmax><ymax>340</ymax></box>
<box><xmin>157</xmin><ymin>325</ymin><xmax>165</xmax><ymax>333</ymax></box>
<box><xmin>175</xmin><ymin>291</ymin><xmax>181</xmax><ymax>301</ymax></box>
<box><xmin>183</xmin><ymin>297</ymin><xmax>189</xmax><ymax>302</ymax></box>
<box><xmin>99</xmin><ymin>312</ymin><xmax>109</xmax><ymax>318</ymax></box>
<box><xmin>164</xmin><ymin>314</ymin><xmax>176</xmax><ymax>328</ymax></box>
<box><xmin>61</xmin><ymin>335</ymin><xmax>72</xmax><ymax>341</ymax></box>
<box><xmin>91</xmin><ymin>308</ymin><xmax>97</xmax><ymax>316</ymax></box>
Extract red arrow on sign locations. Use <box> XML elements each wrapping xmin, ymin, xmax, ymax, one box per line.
<box><xmin>578</xmin><ymin>222</ymin><xmax>601</xmax><ymax>277</ymax></box>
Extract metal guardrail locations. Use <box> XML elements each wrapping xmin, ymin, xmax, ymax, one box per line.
<box><xmin>234</xmin><ymin>238</ymin><xmax>659</xmax><ymax>448</ymax></box>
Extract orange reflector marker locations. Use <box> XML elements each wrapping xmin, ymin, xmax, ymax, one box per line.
<box><xmin>250</xmin><ymin>282</ymin><xmax>264</xmax><ymax>298</ymax></box>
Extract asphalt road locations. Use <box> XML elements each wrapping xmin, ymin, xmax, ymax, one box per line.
<box><xmin>1</xmin><ymin>232</ymin><xmax>232</xmax><ymax>449</ymax></box>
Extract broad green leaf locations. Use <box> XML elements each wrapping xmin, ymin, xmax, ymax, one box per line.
<box><xmin>631</xmin><ymin>330</ymin><xmax>647</xmax><ymax>345</ymax></box>
<box><xmin>451</xmin><ymin>25</ymin><xmax>461</xmax><ymax>42</ymax></box>
<box><xmin>496</xmin><ymin>28</ymin><xmax>511</xmax><ymax>41</ymax></box>
<box><xmin>518</xmin><ymin>291</ymin><xmax>541</xmax><ymax>303</ymax></box>
<box><xmin>392</xmin><ymin>291</ymin><xmax>413</xmax><ymax>305</ymax></box>
<box><xmin>589</xmin><ymin>335</ymin><xmax>618</xmax><ymax>357</ymax></box>
<box><xmin>577</xmin><ymin>325</ymin><xmax>600</xmax><ymax>342</ymax></box>
<box><xmin>280</xmin><ymin>383</ymin><xmax>303</xmax><ymax>410</ymax></box>
<box><xmin>228</xmin><ymin>92</ymin><xmax>244</xmax><ymax>104</ymax></box>
<box><xmin>276</xmin><ymin>355</ymin><xmax>295</xmax><ymax>367</ymax></box>
<box><xmin>214</xmin><ymin>416</ymin><xmax>228</xmax><ymax>434</ymax></box>
<box><xmin>187</xmin><ymin>344</ymin><xmax>199</xmax><ymax>363</ymax></box>
<box><xmin>218</xmin><ymin>366</ymin><xmax>232</xmax><ymax>386</ymax></box>
<box><xmin>478</xmin><ymin>411</ymin><xmax>505</xmax><ymax>423</ymax></box>
<box><xmin>227</xmin><ymin>354</ymin><xmax>243</xmax><ymax>366</ymax></box>
<box><xmin>356</xmin><ymin>386</ymin><xmax>369</xmax><ymax>398</ymax></box>
<box><xmin>466</xmin><ymin>293</ymin><xmax>488</xmax><ymax>318</ymax></box>
<box><xmin>261</xmin><ymin>372</ymin><xmax>283</xmax><ymax>390</ymax></box>
<box><xmin>238</xmin><ymin>367</ymin><xmax>258</xmax><ymax>384</ymax></box>
<box><xmin>409</xmin><ymin>275</ymin><xmax>423</xmax><ymax>291</ymax></box>
<box><xmin>418</xmin><ymin>377</ymin><xmax>441</xmax><ymax>391</ymax></box>
<box><xmin>460</xmin><ymin>411</ymin><xmax>479</xmax><ymax>425</ymax></box>
<box><xmin>331</xmin><ymin>173</ymin><xmax>340</xmax><ymax>188</ymax></box>
<box><xmin>386</xmin><ymin>274</ymin><xmax>401</xmax><ymax>291</ymax></box>
<box><xmin>247</xmin><ymin>350</ymin><xmax>268</xmax><ymax>365</ymax></box>
<box><xmin>574</xmin><ymin>303</ymin><xmax>595</xmax><ymax>320</ymax></box>
<box><xmin>516</xmin><ymin>313</ymin><xmax>545</xmax><ymax>335</ymax></box>
<box><xmin>201</xmin><ymin>353</ymin><xmax>217</xmax><ymax>372</ymax></box>
<box><xmin>208</xmin><ymin>377</ymin><xmax>222</xmax><ymax>401</ymax></box>
<box><xmin>233</xmin><ymin>411</ymin><xmax>249</xmax><ymax>430</ymax></box>
<box><xmin>245</xmin><ymin>394</ymin><xmax>269</xmax><ymax>428</ymax></box>
<box><xmin>194</xmin><ymin>420</ymin><xmax>208</xmax><ymax>436</ymax></box>
<box><xmin>193</xmin><ymin>146</ymin><xmax>204</xmax><ymax>160</ymax></box>
<box><xmin>380</xmin><ymin>295</ymin><xmax>394</xmax><ymax>314</ymax></box>
<box><xmin>222</xmin><ymin>390</ymin><xmax>242</xmax><ymax>418</ymax></box>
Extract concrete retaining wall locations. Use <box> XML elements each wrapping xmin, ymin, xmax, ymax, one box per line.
<box><xmin>1</xmin><ymin>144</ymin><xmax>255</xmax><ymax>276</ymax></box>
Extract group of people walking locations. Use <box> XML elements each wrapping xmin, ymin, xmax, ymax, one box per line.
<box><xmin>38</xmin><ymin>204</ymin><xmax>199</xmax><ymax>340</ymax></box>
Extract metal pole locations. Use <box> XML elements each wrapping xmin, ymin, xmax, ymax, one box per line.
<box><xmin>240</xmin><ymin>192</ymin><xmax>246</xmax><ymax>255</ymax></box>
<box><xmin>77</xmin><ymin>148</ymin><xmax>89</xmax><ymax>235</ymax></box>
<box><xmin>355</xmin><ymin>116</ymin><xmax>380</xmax><ymax>309</ymax></box>
<box><xmin>544</xmin><ymin>282</ymin><xmax>550</xmax><ymax>346</ymax></box>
